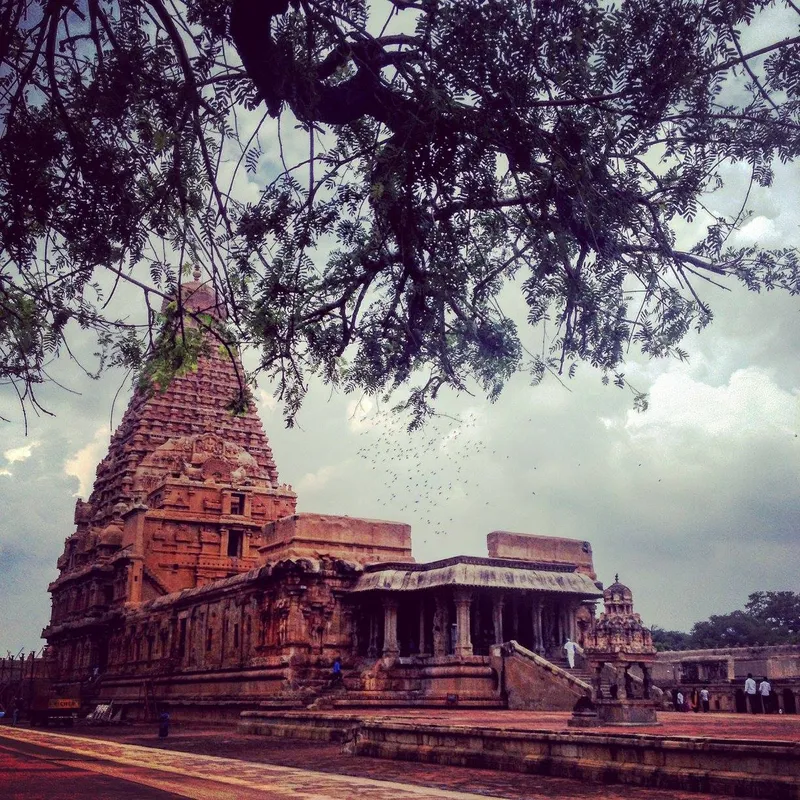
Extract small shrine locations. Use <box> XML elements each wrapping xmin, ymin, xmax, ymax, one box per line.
<box><xmin>577</xmin><ymin>575</ymin><xmax>658</xmax><ymax>726</ymax></box>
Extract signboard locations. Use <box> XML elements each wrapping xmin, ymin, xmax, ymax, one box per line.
<box><xmin>48</xmin><ymin>698</ymin><xmax>80</xmax><ymax>710</ymax></box>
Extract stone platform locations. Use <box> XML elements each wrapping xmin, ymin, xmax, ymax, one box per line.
<box><xmin>239</xmin><ymin>709</ymin><xmax>800</xmax><ymax>799</ymax></box>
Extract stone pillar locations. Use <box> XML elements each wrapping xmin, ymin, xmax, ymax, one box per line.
<box><xmin>418</xmin><ymin>600</ymin><xmax>427</xmax><ymax>656</ymax></box>
<box><xmin>283</xmin><ymin>590</ymin><xmax>306</xmax><ymax>648</ymax></box>
<box><xmin>220</xmin><ymin>527</ymin><xmax>230</xmax><ymax>557</ymax></box>
<box><xmin>367</xmin><ymin>610</ymin><xmax>379</xmax><ymax>658</ymax></box>
<box><xmin>557</xmin><ymin>603</ymin><xmax>566</xmax><ymax>646</ymax></box>
<box><xmin>568</xmin><ymin>601</ymin><xmax>580</xmax><ymax>641</ymax></box>
<box><xmin>382</xmin><ymin>596</ymin><xmax>399</xmax><ymax>657</ymax></box>
<box><xmin>532</xmin><ymin>598</ymin><xmax>544</xmax><ymax>654</ymax></box>
<box><xmin>433</xmin><ymin>596</ymin><xmax>448</xmax><ymax>657</ymax></box>
<box><xmin>492</xmin><ymin>596</ymin><xmax>505</xmax><ymax>645</ymax></box>
<box><xmin>453</xmin><ymin>589</ymin><xmax>473</xmax><ymax>658</ymax></box>
<box><xmin>640</xmin><ymin>662</ymin><xmax>651</xmax><ymax>699</ymax></box>
<box><xmin>511</xmin><ymin>596</ymin><xmax>519</xmax><ymax>641</ymax></box>
<box><xmin>594</xmin><ymin>662</ymin><xmax>604</xmax><ymax>699</ymax></box>
<box><xmin>541</xmin><ymin>602</ymin><xmax>552</xmax><ymax>650</ymax></box>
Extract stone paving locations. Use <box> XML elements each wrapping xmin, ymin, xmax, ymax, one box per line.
<box><xmin>3</xmin><ymin>727</ymin><xmax>516</xmax><ymax>800</ymax></box>
<box><xmin>5</xmin><ymin>712</ymin><xmax>794</xmax><ymax>800</ymax></box>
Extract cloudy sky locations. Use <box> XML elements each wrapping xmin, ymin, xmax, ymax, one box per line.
<box><xmin>1</xmin><ymin>10</ymin><xmax>799</xmax><ymax>657</ymax></box>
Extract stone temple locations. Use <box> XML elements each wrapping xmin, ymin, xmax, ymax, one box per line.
<box><xmin>42</xmin><ymin>275</ymin><xmax>640</xmax><ymax>719</ymax></box>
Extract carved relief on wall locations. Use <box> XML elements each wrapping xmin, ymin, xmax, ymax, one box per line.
<box><xmin>301</xmin><ymin>584</ymin><xmax>336</xmax><ymax>653</ymax></box>
<box><xmin>132</xmin><ymin>434</ymin><xmax>269</xmax><ymax>501</ymax></box>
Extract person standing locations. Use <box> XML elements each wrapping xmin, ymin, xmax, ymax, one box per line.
<box><xmin>759</xmin><ymin>677</ymin><xmax>772</xmax><ymax>714</ymax></box>
<box><xmin>563</xmin><ymin>638</ymin><xmax>579</xmax><ymax>669</ymax></box>
<box><xmin>158</xmin><ymin>710</ymin><xmax>170</xmax><ymax>738</ymax></box>
<box><xmin>744</xmin><ymin>673</ymin><xmax>759</xmax><ymax>713</ymax></box>
<box><xmin>700</xmin><ymin>687</ymin><xmax>710</xmax><ymax>713</ymax></box>
<box><xmin>331</xmin><ymin>657</ymin><xmax>343</xmax><ymax>688</ymax></box>
<box><xmin>676</xmin><ymin>690</ymin><xmax>684</xmax><ymax>711</ymax></box>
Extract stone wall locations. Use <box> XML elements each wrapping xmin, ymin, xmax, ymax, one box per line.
<box><xmin>652</xmin><ymin>645</ymin><xmax>800</xmax><ymax>713</ymax></box>
<box><xmin>487</xmin><ymin>531</ymin><xmax>596</xmax><ymax>579</ymax></box>
<box><xmin>259</xmin><ymin>514</ymin><xmax>413</xmax><ymax>565</ymax></box>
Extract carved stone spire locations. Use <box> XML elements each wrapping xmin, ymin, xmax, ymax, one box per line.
<box><xmin>84</xmin><ymin>274</ymin><xmax>279</xmax><ymax>524</ymax></box>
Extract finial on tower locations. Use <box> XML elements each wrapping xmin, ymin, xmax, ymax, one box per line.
<box><xmin>193</xmin><ymin>264</ymin><xmax>201</xmax><ymax>282</ymax></box>
<box><xmin>614</xmin><ymin>573</ymin><xmax>619</xmax><ymax>583</ymax></box>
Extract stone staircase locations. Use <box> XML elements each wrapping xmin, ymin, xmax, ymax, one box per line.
<box><xmin>552</xmin><ymin>659</ymin><xmax>651</xmax><ymax>700</ymax></box>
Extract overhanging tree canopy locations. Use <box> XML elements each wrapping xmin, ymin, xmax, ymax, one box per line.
<box><xmin>2</xmin><ymin>0</ymin><xmax>799</xmax><ymax>427</ymax></box>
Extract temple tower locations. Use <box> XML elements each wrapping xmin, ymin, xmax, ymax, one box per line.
<box><xmin>44</xmin><ymin>272</ymin><xmax>296</xmax><ymax>679</ymax></box>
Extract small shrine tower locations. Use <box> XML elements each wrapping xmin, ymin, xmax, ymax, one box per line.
<box><xmin>581</xmin><ymin>575</ymin><xmax>658</xmax><ymax>725</ymax></box>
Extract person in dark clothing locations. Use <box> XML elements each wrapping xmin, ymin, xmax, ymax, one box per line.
<box><xmin>331</xmin><ymin>657</ymin><xmax>343</xmax><ymax>688</ymax></box>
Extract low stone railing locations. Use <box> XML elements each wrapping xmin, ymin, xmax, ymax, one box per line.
<box><xmin>498</xmin><ymin>641</ymin><xmax>592</xmax><ymax>691</ymax></box>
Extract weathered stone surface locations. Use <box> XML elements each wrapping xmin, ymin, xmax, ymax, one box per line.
<box><xmin>259</xmin><ymin>513</ymin><xmax>413</xmax><ymax>565</ymax></box>
<box><xmin>487</xmin><ymin>531</ymin><xmax>597</xmax><ymax>580</ymax></box>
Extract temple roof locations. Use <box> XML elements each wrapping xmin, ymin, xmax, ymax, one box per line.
<box><xmin>349</xmin><ymin>555</ymin><xmax>603</xmax><ymax>595</ymax></box>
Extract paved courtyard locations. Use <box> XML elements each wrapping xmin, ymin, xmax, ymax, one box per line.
<box><xmin>4</xmin><ymin>710</ymin><xmax>798</xmax><ymax>799</ymax></box>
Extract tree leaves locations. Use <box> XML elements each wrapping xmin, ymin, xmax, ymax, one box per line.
<box><xmin>1</xmin><ymin>0</ymin><xmax>799</xmax><ymax>426</ymax></box>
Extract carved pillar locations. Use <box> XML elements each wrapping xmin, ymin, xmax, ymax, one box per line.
<box><xmin>556</xmin><ymin>603</ymin><xmax>566</xmax><ymax>646</ymax></box>
<box><xmin>542</xmin><ymin>602</ymin><xmax>553</xmax><ymax>650</ymax></box>
<box><xmin>594</xmin><ymin>662</ymin><xmax>604</xmax><ymax>699</ymax></box>
<box><xmin>512</xmin><ymin>595</ymin><xmax>519</xmax><ymax>641</ymax></box>
<box><xmin>568</xmin><ymin>601</ymin><xmax>579</xmax><ymax>641</ymax></box>
<box><xmin>382</xmin><ymin>596</ymin><xmax>399</xmax><ymax>657</ymax></box>
<box><xmin>492</xmin><ymin>595</ymin><xmax>505</xmax><ymax>645</ymax></box>
<box><xmin>367</xmin><ymin>609</ymin><xmax>379</xmax><ymax>658</ymax></box>
<box><xmin>453</xmin><ymin>589</ymin><xmax>473</xmax><ymax>658</ymax></box>
<box><xmin>418</xmin><ymin>600</ymin><xmax>427</xmax><ymax>656</ymax></box>
<box><xmin>285</xmin><ymin>590</ymin><xmax>306</xmax><ymax>647</ymax></box>
<box><xmin>433</xmin><ymin>596</ymin><xmax>448</xmax><ymax>657</ymax></box>
<box><xmin>532</xmin><ymin>598</ymin><xmax>544</xmax><ymax>654</ymax></box>
<box><xmin>641</xmin><ymin>662</ymin><xmax>651</xmax><ymax>699</ymax></box>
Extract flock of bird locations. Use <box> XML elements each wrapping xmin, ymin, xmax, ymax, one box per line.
<box><xmin>352</xmin><ymin>409</ymin><xmax>528</xmax><ymax>547</ymax></box>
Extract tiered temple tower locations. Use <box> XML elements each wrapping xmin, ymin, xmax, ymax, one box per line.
<box><xmin>44</xmin><ymin>273</ymin><xmax>296</xmax><ymax>677</ymax></box>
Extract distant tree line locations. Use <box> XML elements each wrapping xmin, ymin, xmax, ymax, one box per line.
<box><xmin>651</xmin><ymin>592</ymin><xmax>800</xmax><ymax>651</ymax></box>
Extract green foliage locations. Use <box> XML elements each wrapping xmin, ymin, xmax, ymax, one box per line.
<box><xmin>653</xmin><ymin>591</ymin><xmax>800</xmax><ymax>651</ymax></box>
<box><xmin>136</xmin><ymin>307</ymin><xmax>213</xmax><ymax>393</ymax></box>
<box><xmin>651</xmin><ymin>626</ymin><xmax>692</xmax><ymax>652</ymax></box>
<box><xmin>745</xmin><ymin>591</ymin><xmax>800</xmax><ymax>636</ymax></box>
<box><xmin>1</xmin><ymin>0</ymin><xmax>800</xmax><ymax>425</ymax></box>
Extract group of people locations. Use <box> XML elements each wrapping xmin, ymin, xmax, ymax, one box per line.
<box><xmin>744</xmin><ymin>673</ymin><xmax>776</xmax><ymax>713</ymax></box>
<box><xmin>672</xmin><ymin>687</ymin><xmax>711</xmax><ymax>712</ymax></box>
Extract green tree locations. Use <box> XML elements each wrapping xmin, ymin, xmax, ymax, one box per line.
<box><xmin>2</xmin><ymin>0</ymin><xmax>800</xmax><ymax>427</ymax></box>
<box><xmin>688</xmin><ymin>610</ymin><xmax>777</xmax><ymax>649</ymax></box>
<box><xmin>745</xmin><ymin>591</ymin><xmax>800</xmax><ymax>637</ymax></box>
<box><xmin>650</xmin><ymin>626</ymin><xmax>692</xmax><ymax>652</ymax></box>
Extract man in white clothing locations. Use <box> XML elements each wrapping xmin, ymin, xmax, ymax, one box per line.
<box><xmin>744</xmin><ymin>673</ymin><xmax>759</xmax><ymax>713</ymax></box>
<box><xmin>563</xmin><ymin>638</ymin><xmax>579</xmax><ymax>669</ymax></box>
<box><xmin>759</xmin><ymin>678</ymin><xmax>772</xmax><ymax>713</ymax></box>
